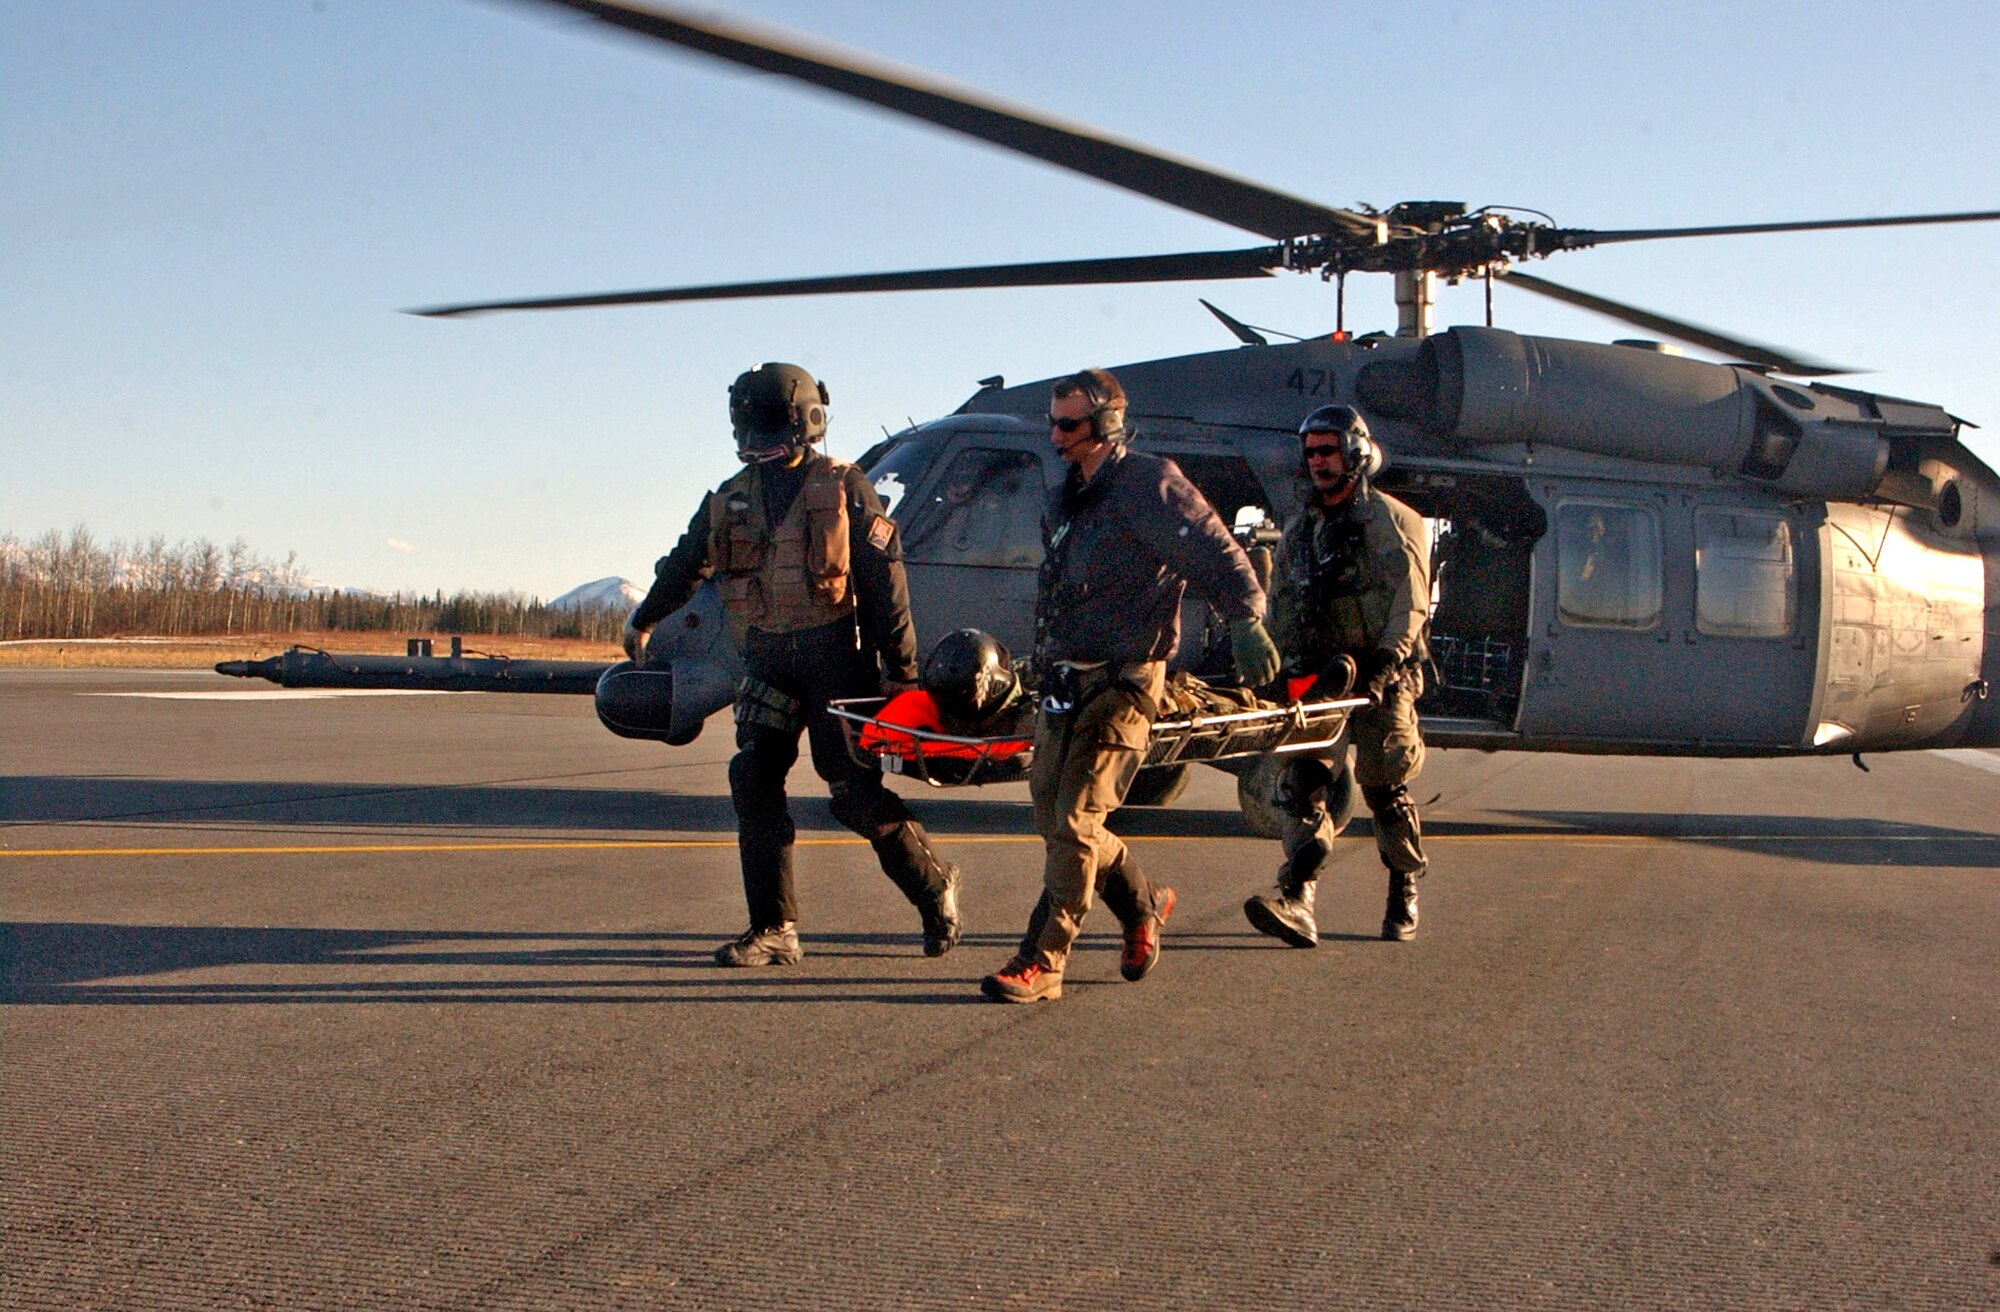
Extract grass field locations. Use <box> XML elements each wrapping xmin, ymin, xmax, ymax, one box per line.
<box><xmin>0</xmin><ymin>632</ymin><xmax>624</xmax><ymax>669</ymax></box>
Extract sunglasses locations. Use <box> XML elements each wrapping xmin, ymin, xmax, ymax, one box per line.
<box><xmin>1303</xmin><ymin>443</ymin><xmax>1344</xmax><ymax>459</ymax></box>
<box><xmin>1047</xmin><ymin>414</ymin><xmax>1094</xmax><ymax>433</ymax></box>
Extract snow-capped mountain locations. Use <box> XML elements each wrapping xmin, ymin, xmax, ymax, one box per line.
<box><xmin>550</xmin><ymin>576</ymin><xmax>646</xmax><ymax>611</ymax></box>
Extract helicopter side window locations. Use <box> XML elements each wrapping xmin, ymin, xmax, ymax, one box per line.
<box><xmin>1695</xmin><ymin>510</ymin><xmax>1794</xmax><ymax>639</ymax></box>
<box><xmin>901</xmin><ymin>447</ymin><xmax>1045</xmax><ymax>569</ymax></box>
<box><xmin>1555</xmin><ymin>500</ymin><xmax>1662</xmax><ymax>629</ymax></box>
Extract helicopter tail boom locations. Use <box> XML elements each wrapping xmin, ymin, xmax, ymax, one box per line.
<box><xmin>214</xmin><ymin>647</ymin><xmax>611</xmax><ymax>695</ymax></box>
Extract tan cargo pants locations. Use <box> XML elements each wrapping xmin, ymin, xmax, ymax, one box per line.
<box><xmin>1026</xmin><ymin>660</ymin><xmax>1166</xmax><ymax>970</ymax></box>
<box><xmin>1281</xmin><ymin>673</ymin><xmax>1427</xmax><ymax>878</ymax></box>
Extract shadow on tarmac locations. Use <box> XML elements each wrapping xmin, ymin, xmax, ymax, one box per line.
<box><xmin>0</xmin><ymin>924</ymin><xmax>1296</xmax><ymax>1004</ymax></box>
<box><xmin>6</xmin><ymin>776</ymin><xmax>1995</xmax><ymax>859</ymax></box>
<box><xmin>0</xmin><ymin>776</ymin><xmax>1252</xmax><ymax>838</ymax></box>
<box><xmin>3</xmin><ymin>921</ymin><xmax>1315</xmax><ymax>1006</ymax></box>
<box><xmin>14</xmin><ymin>777</ymin><xmax>2000</xmax><ymax>852</ymax></box>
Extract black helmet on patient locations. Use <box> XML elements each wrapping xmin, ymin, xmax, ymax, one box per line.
<box><xmin>922</xmin><ymin>629</ymin><xmax>1016</xmax><ymax>725</ymax></box>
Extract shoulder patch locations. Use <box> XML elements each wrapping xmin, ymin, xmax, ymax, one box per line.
<box><xmin>866</xmin><ymin>514</ymin><xmax>895</xmax><ymax>551</ymax></box>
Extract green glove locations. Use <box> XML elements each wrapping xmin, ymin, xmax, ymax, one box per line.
<box><xmin>1229</xmin><ymin>617</ymin><xmax>1281</xmax><ymax>687</ymax></box>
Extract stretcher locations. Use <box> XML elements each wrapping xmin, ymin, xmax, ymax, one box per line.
<box><xmin>829</xmin><ymin>684</ymin><xmax>1370</xmax><ymax>788</ymax></box>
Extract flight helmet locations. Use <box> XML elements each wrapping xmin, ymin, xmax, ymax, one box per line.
<box><xmin>729</xmin><ymin>362</ymin><xmax>830</xmax><ymax>463</ymax></box>
<box><xmin>1298</xmin><ymin>404</ymin><xmax>1384</xmax><ymax>484</ymax></box>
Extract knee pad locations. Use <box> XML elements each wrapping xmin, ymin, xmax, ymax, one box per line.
<box><xmin>1362</xmin><ymin>782</ymin><xmax>1414</xmax><ymax>820</ymax></box>
<box><xmin>1274</xmin><ymin>756</ymin><xmax>1334</xmax><ymax>820</ymax></box>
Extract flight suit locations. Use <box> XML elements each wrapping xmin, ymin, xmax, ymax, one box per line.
<box><xmin>1268</xmin><ymin>482</ymin><xmax>1431</xmax><ymax>935</ymax></box>
<box><xmin>1020</xmin><ymin>445</ymin><xmax>1266</xmax><ymax>971</ymax></box>
<box><xmin>631</xmin><ymin>451</ymin><xmax>956</xmax><ymax>946</ymax></box>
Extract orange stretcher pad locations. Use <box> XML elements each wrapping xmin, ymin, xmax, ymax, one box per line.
<box><xmin>831</xmin><ymin>684</ymin><xmax>1368</xmax><ymax>790</ymax></box>
<box><xmin>842</xmin><ymin>690</ymin><xmax>1033</xmax><ymax>787</ymax></box>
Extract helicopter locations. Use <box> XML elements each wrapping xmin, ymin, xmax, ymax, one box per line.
<box><xmin>220</xmin><ymin>0</ymin><xmax>2000</xmax><ymax>835</ymax></box>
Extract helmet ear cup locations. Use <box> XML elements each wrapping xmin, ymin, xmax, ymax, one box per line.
<box><xmin>1061</xmin><ymin>368</ymin><xmax>1127</xmax><ymax>444</ymax></box>
<box><xmin>1346</xmin><ymin>429</ymin><xmax>1384</xmax><ymax>479</ymax></box>
<box><xmin>796</xmin><ymin>377</ymin><xmax>831</xmax><ymax>442</ymax></box>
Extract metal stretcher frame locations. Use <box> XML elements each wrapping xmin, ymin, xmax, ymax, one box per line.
<box><xmin>829</xmin><ymin>692</ymin><xmax>1371</xmax><ymax>788</ymax></box>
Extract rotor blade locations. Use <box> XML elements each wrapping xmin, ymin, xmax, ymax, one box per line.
<box><xmin>1558</xmin><ymin>208</ymin><xmax>2000</xmax><ymax>248</ymax></box>
<box><xmin>533</xmin><ymin>0</ymin><xmax>1379</xmax><ymax>244</ymax></box>
<box><xmin>1498</xmin><ymin>269</ymin><xmax>1855</xmax><ymax>376</ymax></box>
<box><xmin>409</xmin><ymin>247</ymin><xmax>1285</xmax><ymax>317</ymax></box>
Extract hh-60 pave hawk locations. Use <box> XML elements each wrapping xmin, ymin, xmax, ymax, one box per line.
<box><xmin>219</xmin><ymin>0</ymin><xmax>2000</xmax><ymax>836</ymax></box>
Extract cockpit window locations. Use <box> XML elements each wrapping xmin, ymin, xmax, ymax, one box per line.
<box><xmin>864</xmin><ymin>434</ymin><xmax>944</xmax><ymax>519</ymax></box>
<box><xmin>1555</xmin><ymin>500</ymin><xmax>1661</xmax><ymax>629</ymax></box>
<box><xmin>901</xmin><ymin>447</ymin><xmax>1046</xmax><ymax>569</ymax></box>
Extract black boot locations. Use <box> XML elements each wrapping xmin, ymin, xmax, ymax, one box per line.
<box><xmin>1382</xmin><ymin>870</ymin><xmax>1419</xmax><ymax>941</ymax></box>
<box><xmin>1364</xmin><ymin>782</ymin><xmax>1424</xmax><ymax>942</ymax></box>
<box><xmin>919</xmin><ymin>865</ymin><xmax>962</xmax><ymax>958</ymax></box>
<box><xmin>1244</xmin><ymin>831</ymin><xmax>1325</xmax><ymax>948</ymax></box>
<box><xmin>872</xmin><ymin>821</ymin><xmax>962</xmax><ymax>957</ymax></box>
<box><xmin>1245</xmin><ymin>879</ymin><xmax>1319</xmax><ymax>948</ymax></box>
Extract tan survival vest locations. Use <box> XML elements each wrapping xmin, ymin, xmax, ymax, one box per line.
<box><xmin>706</xmin><ymin>456</ymin><xmax>854</xmax><ymax>641</ymax></box>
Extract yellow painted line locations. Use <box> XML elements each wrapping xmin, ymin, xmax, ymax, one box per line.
<box><xmin>0</xmin><ymin>836</ymin><xmax>1025</xmax><ymax>858</ymax></box>
<box><xmin>1405</xmin><ymin>833</ymin><xmax>2000</xmax><ymax>844</ymax></box>
<box><xmin>2</xmin><ymin>832</ymin><xmax>1996</xmax><ymax>859</ymax></box>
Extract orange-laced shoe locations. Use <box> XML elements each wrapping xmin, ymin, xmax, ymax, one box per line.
<box><xmin>1120</xmin><ymin>886</ymin><xmax>1176</xmax><ymax>982</ymax></box>
<box><xmin>980</xmin><ymin>955</ymin><xmax>1064</xmax><ymax>1003</ymax></box>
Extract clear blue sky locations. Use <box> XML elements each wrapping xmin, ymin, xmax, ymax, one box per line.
<box><xmin>5</xmin><ymin>0</ymin><xmax>1997</xmax><ymax>597</ymax></box>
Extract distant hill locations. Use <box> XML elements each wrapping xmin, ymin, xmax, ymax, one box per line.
<box><xmin>550</xmin><ymin>576</ymin><xmax>646</xmax><ymax>611</ymax></box>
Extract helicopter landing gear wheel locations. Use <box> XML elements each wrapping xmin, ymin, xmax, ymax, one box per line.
<box><xmin>1118</xmin><ymin>763</ymin><xmax>1192</xmax><ymax>809</ymax></box>
<box><xmin>1236</xmin><ymin>751</ymin><xmax>1356</xmax><ymax>841</ymax></box>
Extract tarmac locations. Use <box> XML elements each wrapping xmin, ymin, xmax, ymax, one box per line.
<box><xmin>3</xmin><ymin>668</ymin><xmax>1996</xmax><ymax>1310</ymax></box>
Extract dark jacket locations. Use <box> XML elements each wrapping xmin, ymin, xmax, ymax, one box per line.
<box><xmin>632</xmin><ymin>454</ymin><xmax>921</xmax><ymax>682</ymax></box>
<box><xmin>1035</xmin><ymin>445</ymin><xmax>1265</xmax><ymax>666</ymax></box>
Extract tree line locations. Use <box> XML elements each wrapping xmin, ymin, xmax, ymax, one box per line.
<box><xmin>0</xmin><ymin>526</ymin><xmax>625</xmax><ymax>642</ymax></box>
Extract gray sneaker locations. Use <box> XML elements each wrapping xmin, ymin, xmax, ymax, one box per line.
<box><xmin>1244</xmin><ymin>882</ymin><xmax>1319</xmax><ymax>948</ymax></box>
<box><xmin>714</xmin><ymin>922</ymin><xmax>803</xmax><ymax>967</ymax></box>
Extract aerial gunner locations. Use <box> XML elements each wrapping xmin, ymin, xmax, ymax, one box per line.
<box><xmin>624</xmin><ymin>363</ymin><xmax>961</xmax><ymax>966</ymax></box>
<box><xmin>1245</xmin><ymin>404</ymin><xmax>1432</xmax><ymax>946</ymax></box>
<box><xmin>980</xmin><ymin>368</ymin><xmax>1281</xmax><ymax>1003</ymax></box>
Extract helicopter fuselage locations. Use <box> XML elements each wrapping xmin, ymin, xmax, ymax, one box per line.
<box><xmin>868</xmin><ymin>327</ymin><xmax>1996</xmax><ymax>759</ymax></box>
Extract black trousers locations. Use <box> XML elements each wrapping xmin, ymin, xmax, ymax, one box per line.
<box><xmin>728</xmin><ymin>621</ymin><xmax>934</xmax><ymax>928</ymax></box>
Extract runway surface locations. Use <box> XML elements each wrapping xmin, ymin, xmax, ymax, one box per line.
<box><xmin>3</xmin><ymin>669</ymin><xmax>1996</xmax><ymax>1310</ymax></box>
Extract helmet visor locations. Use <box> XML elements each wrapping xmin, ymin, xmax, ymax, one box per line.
<box><xmin>734</xmin><ymin>396</ymin><xmax>795</xmax><ymax>439</ymax></box>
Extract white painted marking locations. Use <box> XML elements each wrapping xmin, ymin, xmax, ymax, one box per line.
<box><xmin>1932</xmin><ymin>748</ymin><xmax>2000</xmax><ymax>777</ymax></box>
<box><xmin>85</xmin><ymin>690</ymin><xmax>458</xmax><ymax>700</ymax></box>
